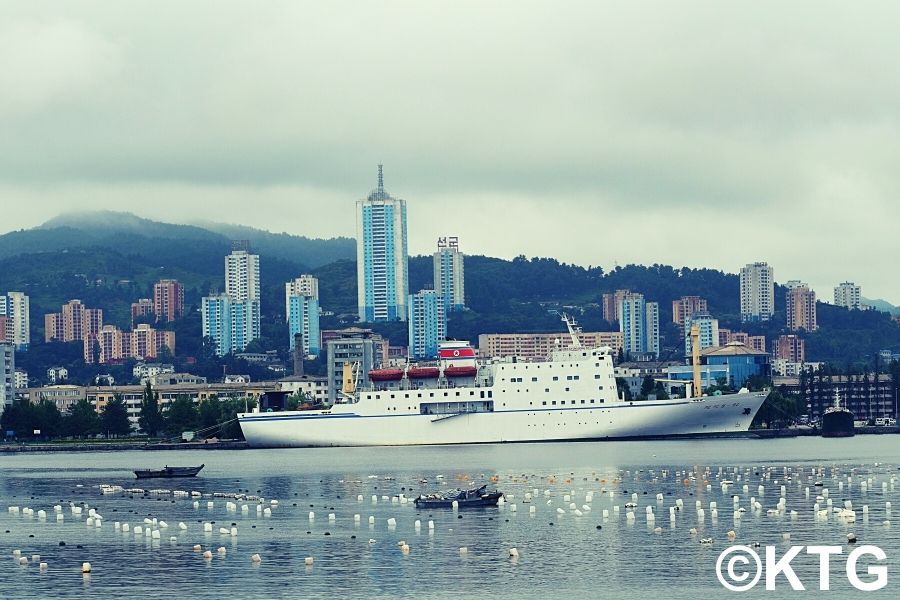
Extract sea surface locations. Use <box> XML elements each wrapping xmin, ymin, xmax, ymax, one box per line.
<box><xmin>2</xmin><ymin>437</ymin><xmax>900</xmax><ymax>599</ymax></box>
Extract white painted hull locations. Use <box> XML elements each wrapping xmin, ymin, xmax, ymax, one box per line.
<box><xmin>238</xmin><ymin>391</ymin><xmax>768</xmax><ymax>448</ymax></box>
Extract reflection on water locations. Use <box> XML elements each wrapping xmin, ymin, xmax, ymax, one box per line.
<box><xmin>1</xmin><ymin>437</ymin><xmax>899</xmax><ymax>599</ymax></box>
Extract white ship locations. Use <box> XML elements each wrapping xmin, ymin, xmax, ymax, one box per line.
<box><xmin>238</xmin><ymin>317</ymin><xmax>769</xmax><ymax>447</ymax></box>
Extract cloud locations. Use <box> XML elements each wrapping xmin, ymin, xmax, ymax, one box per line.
<box><xmin>0</xmin><ymin>0</ymin><xmax>898</xmax><ymax>300</ymax></box>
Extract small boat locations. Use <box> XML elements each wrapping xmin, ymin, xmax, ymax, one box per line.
<box><xmin>134</xmin><ymin>464</ymin><xmax>205</xmax><ymax>479</ymax></box>
<box><xmin>414</xmin><ymin>484</ymin><xmax>504</xmax><ymax>508</ymax></box>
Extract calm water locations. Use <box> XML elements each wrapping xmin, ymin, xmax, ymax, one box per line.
<box><xmin>2</xmin><ymin>437</ymin><xmax>900</xmax><ymax>599</ymax></box>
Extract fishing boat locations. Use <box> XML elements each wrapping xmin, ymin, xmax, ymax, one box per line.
<box><xmin>414</xmin><ymin>485</ymin><xmax>504</xmax><ymax>508</ymax></box>
<box><xmin>133</xmin><ymin>464</ymin><xmax>205</xmax><ymax>479</ymax></box>
<box><xmin>238</xmin><ymin>316</ymin><xmax>769</xmax><ymax>447</ymax></box>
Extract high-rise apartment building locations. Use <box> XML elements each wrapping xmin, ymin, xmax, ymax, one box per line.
<box><xmin>288</xmin><ymin>294</ymin><xmax>320</xmax><ymax>358</ymax></box>
<box><xmin>684</xmin><ymin>311</ymin><xmax>719</xmax><ymax>357</ymax></box>
<box><xmin>225</xmin><ymin>246</ymin><xmax>260</xmax><ymax>303</ymax></box>
<box><xmin>834</xmin><ymin>282</ymin><xmax>862</xmax><ymax>310</ymax></box>
<box><xmin>1</xmin><ymin>343</ymin><xmax>14</xmax><ymax>414</ymax></box>
<box><xmin>433</xmin><ymin>237</ymin><xmax>465</xmax><ymax>313</ymax></box>
<box><xmin>408</xmin><ymin>289</ymin><xmax>446</xmax><ymax>360</ymax></box>
<box><xmin>90</xmin><ymin>324</ymin><xmax>176</xmax><ymax>364</ymax></box>
<box><xmin>202</xmin><ymin>247</ymin><xmax>260</xmax><ymax>355</ymax></box>
<box><xmin>740</xmin><ymin>262</ymin><xmax>774</xmax><ymax>322</ymax></box>
<box><xmin>786</xmin><ymin>283</ymin><xmax>817</xmax><ymax>332</ymax></box>
<box><xmin>774</xmin><ymin>334</ymin><xmax>805</xmax><ymax>363</ymax></box>
<box><xmin>356</xmin><ymin>165</ymin><xmax>409</xmax><ymax>322</ymax></box>
<box><xmin>0</xmin><ymin>292</ymin><xmax>30</xmax><ymax>349</ymax></box>
<box><xmin>153</xmin><ymin>279</ymin><xmax>184</xmax><ymax>322</ymax></box>
<box><xmin>202</xmin><ymin>295</ymin><xmax>233</xmax><ymax>357</ymax></box>
<box><xmin>44</xmin><ymin>300</ymin><xmax>103</xmax><ymax>345</ymax></box>
<box><xmin>285</xmin><ymin>275</ymin><xmax>319</xmax><ymax>320</ymax></box>
<box><xmin>618</xmin><ymin>292</ymin><xmax>659</xmax><ymax>358</ymax></box>
<box><xmin>672</xmin><ymin>295</ymin><xmax>708</xmax><ymax>327</ymax></box>
<box><xmin>601</xmin><ymin>289</ymin><xmax>630</xmax><ymax>324</ymax></box>
<box><xmin>131</xmin><ymin>298</ymin><xmax>154</xmax><ymax>326</ymax></box>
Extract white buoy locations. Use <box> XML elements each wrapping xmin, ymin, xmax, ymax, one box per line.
<box><xmin>263</xmin><ymin>508</ymin><xmax>272</xmax><ymax>517</ymax></box>
<box><xmin>134</xmin><ymin>526</ymin><xmax>143</xmax><ymax>535</ymax></box>
<box><xmin>203</xmin><ymin>550</ymin><xmax>212</xmax><ymax>559</ymax></box>
<box><xmin>122</xmin><ymin>523</ymin><xmax>130</xmax><ymax>532</ymax></box>
<box><xmin>81</xmin><ymin>562</ymin><xmax>92</xmax><ymax>573</ymax></box>
<box><xmin>40</xmin><ymin>562</ymin><xmax>48</xmax><ymax>570</ymax></box>
<box><xmin>452</xmin><ymin>500</ymin><xmax>459</xmax><ymax>510</ymax></box>
<box><xmin>309</xmin><ymin>511</ymin><xmax>315</xmax><ymax>521</ymax></box>
<box><xmin>354</xmin><ymin>514</ymin><xmax>361</xmax><ymax>524</ymax></box>
<box><xmin>231</xmin><ymin>527</ymin><xmax>238</xmax><ymax>536</ymax></box>
<box><xmin>204</xmin><ymin>523</ymin><xmax>213</xmax><ymax>532</ymax></box>
<box><xmin>328</xmin><ymin>513</ymin><xmax>336</xmax><ymax>522</ymax></box>
<box><xmin>218</xmin><ymin>547</ymin><xmax>227</xmax><ymax>555</ymax></box>
<box><xmin>305</xmin><ymin>556</ymin><xmax>314</xmax><ymax>565</ymax></box>
<box><xmin>414</xmin><ymin>520</ymin><xmax>421</xmax><ymax>530</ymax></box>
<box><xmin>251</xmin><ymin>554</ymin><xmax>262</xmax><ymax>563</ymax></box>
<box><xmin>193</xmin><ymin>544</ymin><xmax>202</xmax><ymax>552</ymax></box>
<box><xmin>508</xmin><ymin>548</ymin><xmax>519</xmax><ymax>558</ymax></box>
<box><xmin>151</xmin><ymin>529</ymin><xmax>161</xmax><ymax>539</ymax></box>
<box><xmin>459</xmin><ymin>547</ymin><xmax>468</xmax><ymax>556</ymax></box>
<box><xmin>368</xmin><ymin>516</ymin><xmax>375</xmax><ymax>525</ymax></box>
<box><xmin>387</xmin><ymin>518</ymin><xmax>397</xmax><ymax>527</ymax></box>
<box><xmin>179</xmin><ymin>522</ymin><xmax>187</xmax><ymax>530</ymax></box>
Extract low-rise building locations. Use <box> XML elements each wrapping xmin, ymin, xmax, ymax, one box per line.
<box><xmin>278</xmin><ymin>375</ymin><xmax>329</xmax><ymax>404</ymax></box>
<box><xmin>47</xmin><ymin>366</ymin><xmax>69</xmax><ymax>384</ymax></box>
<box><xmin>775</xmin><ymin>374</ymin><xmax>895</xmax><ymax>421</ymax></box>
<box><xmin>700</xmin><ymin>343</ymin><xmax>770</xmax><ymax>388</ymax></box>
<box><xmin>133</xmin><ymin>362</ymin><xmax>175</xmax><ymax>381</ymax></box>
<box><xmin>150</xmin><ymin>373</ymin><xmax>207</xmax><ymax>386</ymax></box>
<box><xmin>14</xmin><ymin>369</ymin><xmax>28</xmax><ymax>389</ymax></box>
<box><xmin>478</xmin><ymin>331</ymin><xmax>624</xmax><ymax>360</ymax></box>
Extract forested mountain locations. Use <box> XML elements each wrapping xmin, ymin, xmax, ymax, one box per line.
<box><xmin>3</xmin><ymin>212</ymin><xmax>900</xmax><ymax>387</ymax></box>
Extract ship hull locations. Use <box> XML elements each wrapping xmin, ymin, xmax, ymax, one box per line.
<box><xmin>238</xmin><ymin>391</ymin><xmax>768</xmax><ymax>448</ymax></box>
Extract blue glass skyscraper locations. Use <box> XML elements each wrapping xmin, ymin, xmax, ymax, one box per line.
<box><xmin>356</xmin><ymin>165</ymin><xmax>409</xmax><ymax>322</ymax></box>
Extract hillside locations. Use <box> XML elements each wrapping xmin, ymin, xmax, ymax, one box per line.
<box><xmin>3</xmin><ymin>212</ymin><xmax>900</xmax><ymax>386</ymax></box>
<box><xmin>0</xmin><ymin>211</ymin><xmax>354</xmax><ymax>268</ymax></box>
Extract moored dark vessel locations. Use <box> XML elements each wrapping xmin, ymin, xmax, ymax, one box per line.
<box><xmin>134</xmin><ymin>464</ymin><xmax>205</xmax><ymax>479</ymax></box>
<box><xmin>822</xmin><ymin>391</ymin><xmax>854</xmax><ymax>438</ymax></box>
<box><xmin>414</xmin><ymin>484</ymin><xmax>504</xmax><ymax>508</ymax></box>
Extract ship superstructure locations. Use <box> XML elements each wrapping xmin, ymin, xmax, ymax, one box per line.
<box><xmin>238</xmin><ymin>316</ymin><xmax>769</xmax><ymax>447</ymax></box>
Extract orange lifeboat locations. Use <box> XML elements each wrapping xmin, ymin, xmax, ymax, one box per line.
<box><xmin>407</xmin><ymin>367</ymin><xmax>440</xmax><ymax>379</ymax></box>
<box><xmin>443</xmin><ymin>365</ymin><xmax>478</xmax><ymax>378</ymax></box>
<box><xmin>368</xmin><ymin>368</ymin><xmax>404</xmax><ymax>382</ymax></box>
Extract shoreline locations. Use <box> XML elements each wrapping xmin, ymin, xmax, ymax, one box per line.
<box><xmin>0</xmin><ymin>440</ymin><xmax>249</xmax><ymax>453</ymax></box>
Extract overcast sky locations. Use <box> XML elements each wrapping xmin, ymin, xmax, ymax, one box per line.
<box><xmin>2</xmin><ymin>1</ymin><xmax>899</xmax><ymax>302</ymax></box>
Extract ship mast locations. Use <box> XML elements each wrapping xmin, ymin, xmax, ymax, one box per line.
<box><xmin>560</xmin><ymin>313</ymin><xmax>583</xmax><ymax>349</ymax></box>
<box><xmin>690</xmin><ymin>323</ymin><xmax>702</xmax><ymax>399</ymax></box>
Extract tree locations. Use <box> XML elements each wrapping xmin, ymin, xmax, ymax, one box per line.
<box><xmin>217</xmin><ymin>397</ymin><xmax>257</xmax><ymax>440</ymax></box>
<box><xmin>65</xmin><ymin>398</ymin><xmax>101</xmax><ymax>438</ymax></box>
<box><xmin>639</xmin><ymin>376</ymin><xmax>654</xmax><ymax>400</ymax></box>
<box><xmin>164</xmin><ymin>395</ymin><xmax>198</xmax><ymax>436</ymax></box>
<box><xmin>101</xmin><ymin>395</ymin><xmax>132</xmax><ymax>437</ymax></box>
<box><xmin>198</xmin><ymin>395</ymin><xmax>223</xmax><ymax>431</ymax></box>
<box><xmin>138</xmin><ymin>381</ymin><xmax>165</xmax><ymax>437</ymax></box>
<box><xmin>615</xmin><ymin>377</ymin><xmax>632</xmax><ymax>401</ymax></box>
<box><xmin>652</xmin><ymin>381</ymin><xmax>669</xmax><ymax>400</ymax></box>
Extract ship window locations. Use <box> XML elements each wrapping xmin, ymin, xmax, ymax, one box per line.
<box><xmin>470</xmin><ymin>391</ymin><xmax>474</xmax><ymax>396</ymax></box>
<box><xmin>566</xmin><ymin>375</ymin><xmax>572</xmax><ymax>381</ymax></box>
<box><xmin>455</xmin><ymin>392</ymin><xmax>460</xmax><ymax>396</ymax></box>
<box><xmin>480</xmin><ymin>391</ymin><xmax>485</xmax><ymax>398</ymax></box>
<box><xmin>595</xmin><ymin>374</ymin><xmax>601</xmax><ymax>379</ymax></box>
<box><xmin>581</xmin><ymin>400</ymin><xmax>586</xmax><ymax>404</ymax></box>
<box><xmin>404</xmin><ymin>394</ymin><xmax>409</xmax><ymax>398</ymax></box>
<box><xmin>553</xmin><ymin>376</ymin><xmax>559</xmax><ymax>381</ymax></box>
<box><xmin>552</xmin><ymin>401</ymin><xmax>557</xmax><ymax>405</ymax></box>
<box><xmin>542</xmin><ymin>401</ymin><xmax>547</xmax><ymax>406</ymax></box>
<box><xmin>531</xmin><ymin>377</ymin><xmax>537</xmax><ymax>382</ymax></box>
<box><xmin>565</xmin><ymin>387</ymin><xmax>570</xmax><ymax>392</ymax></box>
<box><xmin>574</xmin><ymin>376</ymin><xmax>580</xmax><ymax>380</ymax></box>
<box><xmin>390</xmin><ymin>394</ymin><xmax>395</xmax><ymax>399</ymax></box>
<box><xmin>429</xmin><ymin>393</ymin><xmax>434</xmax><ymax>397</ymax></box>
<box><xmin>545</xmin><ymin>388</ymin><xmax>549</xmax><ymax>393</ymax></box>
<box><xmin>487</xmin><ymin>391</ymin><xmax>492</xmax><ymax>398</ymax></box>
